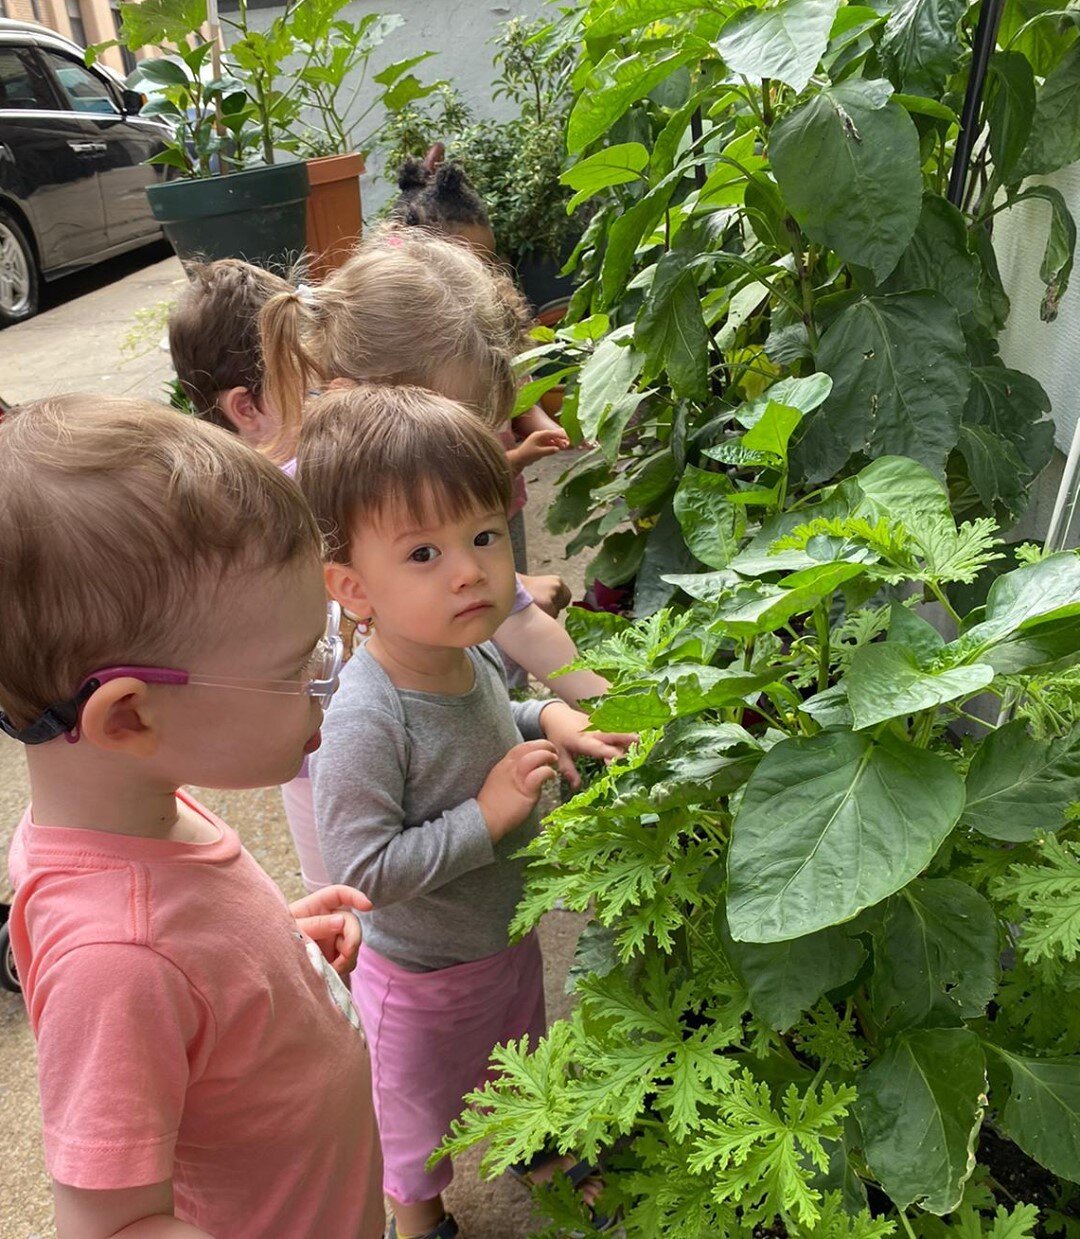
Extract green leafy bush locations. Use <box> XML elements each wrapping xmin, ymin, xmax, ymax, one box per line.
<box><xmin>379</xmin><ymin>15</ymin><xmax>581</xmax><ymax>265</ymax></box>
<box><xmin>526</xmin><ymin>0</ymin><xmax>1077</xmax><ymax>604</ymax></box>
<box><xmin>443</xmin><ymin>452</ymin><xmax>1080</xmax><ymax>1235</ymax></box>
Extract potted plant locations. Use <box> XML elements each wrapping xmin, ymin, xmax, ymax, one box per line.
<box><xmin>380</xmin><ymin>15</ymin><xmax>582</xmax><ymax>309</ymax></box>
<box><xmin>277</xmin><ymin>5</ymin><xmax>443</xmax><ymax>279</ymax></box>
<box><xmin>92</xmin><ymin>0</ymin><xmax>309</xmax><ymax>272</ymax></box>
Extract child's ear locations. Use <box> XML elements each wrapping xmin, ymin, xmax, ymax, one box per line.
<box><xmin>217</xmin><ymin>387</ymin><xmax>265</xmax><ymax>442</ymax></box>
<box><xmin>324</xmin><ymin>562</ymin><xmax>371</xmax><ymax>621</ymax></box>
<box><xmin>79</xmin><ymin>679</ymin><xmax>160</xmax><ymax>758</ymax></box>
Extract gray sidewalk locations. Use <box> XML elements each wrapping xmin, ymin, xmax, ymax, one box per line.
<box><xmin>0</xmin><ymin>248</ymin><xmax>186</xmax><ymax>406</ymax></box>
<box><xmin>0</xmin><ymin>250</ymin><xmax>589</xmax><ymax>1239</ymax></box>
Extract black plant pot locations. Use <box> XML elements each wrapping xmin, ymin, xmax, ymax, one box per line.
<box><xmin>147</xmin><ymin>161</ymin><xmax>310</xmax><ymax>274</ymax></box>
<box><xmin>514</xmin><ymin>242</ymin><xmax>577</xmax><ymax>313</ymax></box>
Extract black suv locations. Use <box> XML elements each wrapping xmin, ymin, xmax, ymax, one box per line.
<box><xmin>0</xmin><ymin>19</ymin><xmax>172</xmax><ymax>326</ymax></box>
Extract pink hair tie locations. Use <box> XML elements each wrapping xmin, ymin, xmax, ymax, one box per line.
<box><xmin>385</xmin><ymin>233</ymin><xmax>405</xmax><ymax>248</ymax></box>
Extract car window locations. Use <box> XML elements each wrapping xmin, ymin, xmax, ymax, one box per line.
<box><xmin>0</xmin><ymin>47</ymin><xmax>56</xmax><ymax>110</ymax></box>
<box><xmin>44</xmin><ymin>51</ymin><xmax>120</xmax><ymax>115</ymax></box>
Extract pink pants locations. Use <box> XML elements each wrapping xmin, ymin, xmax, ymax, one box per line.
<box><xmin>352</xmin><ymin>933</ymin><xmax>546</xmax><ymax>1205</ymax></box>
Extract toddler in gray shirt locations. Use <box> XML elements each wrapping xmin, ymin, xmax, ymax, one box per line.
<box><xmin>297</xmin><ymin>384</ymin><xmax>633</xmax><ymax>1239</ymax></box>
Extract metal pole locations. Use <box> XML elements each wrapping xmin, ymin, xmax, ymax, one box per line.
<box><xmin>947</xmin><ymin>0</ymin><xmax>1007</xmax><ymax>208</ymax></box>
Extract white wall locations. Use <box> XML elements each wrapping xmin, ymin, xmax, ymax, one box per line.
<box><xmin>993</xmin><ymin>162</ymin><xmax>1080</xmax><ymax>542</ymax></box>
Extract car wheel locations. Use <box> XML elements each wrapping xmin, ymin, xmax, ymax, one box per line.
<box><xmin>0</xmin><ymin>210</ymin><xmax>39</xmax><ymax>328</ymax></box>
<box><xmin>0</xmin><ymin>921</ymin><xmax>19</xmax><ymax>994</ymax></box>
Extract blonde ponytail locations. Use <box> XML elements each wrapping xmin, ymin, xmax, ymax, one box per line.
<box><xmin>259</xmin><ymin>289</ymin><xmax>318</xmax><ymax>462</ymax></box>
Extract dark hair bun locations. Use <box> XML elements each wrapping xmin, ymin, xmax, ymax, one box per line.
<box><xmin>397</xmin><ymin>157</ymin><xmax>429</xmax><ymax>194</ymax></box>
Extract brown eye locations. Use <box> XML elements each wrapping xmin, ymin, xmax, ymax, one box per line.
<box><xmin>410</xmin><ymin>545</ymin><xmax>439</xmax><ymax>563</ymax></box>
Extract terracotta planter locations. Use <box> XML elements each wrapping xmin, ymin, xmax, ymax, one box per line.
<box><xmin>305</xmin><ymin>152</ymin><xmax>365</xmax><ymax>280</ymax></box>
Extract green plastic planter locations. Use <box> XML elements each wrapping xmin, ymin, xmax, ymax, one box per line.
<box><xmin>147</xmin><ymin>162</ymin><xmax>310</xmax><ymax>273</ymax></box>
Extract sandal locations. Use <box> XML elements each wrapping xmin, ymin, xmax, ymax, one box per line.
<box><xmin>386</xmin><ymin>1213</ymin><xmax>459</xmax><ymax>1239</ymax></box>
<box><xmin>509</xmin><ymin>1150</ymin><xmax>619</xmax><ymax>1232</ymax></box>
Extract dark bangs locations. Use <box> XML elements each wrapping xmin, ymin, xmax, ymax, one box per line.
<box><xmin>297</xmin><ymin>384</ymin><xmax>512</xmax><ymax>563</ymax></box>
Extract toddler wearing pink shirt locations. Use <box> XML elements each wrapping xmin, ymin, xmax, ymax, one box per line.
<box><xmin>0</xmin><ymin>395</ymin><xmax>382</xmax><ymax>1239</ymax></box>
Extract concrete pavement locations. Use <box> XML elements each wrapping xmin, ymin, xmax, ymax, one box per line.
<box><xmin>0</xmin><ymin>246</ymin><xmax>592</xmax><ymax>1239</ymax></box>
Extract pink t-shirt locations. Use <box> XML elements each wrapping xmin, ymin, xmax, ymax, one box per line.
<box><xmin>8</xmin><ymin>793</ymin><xmax>384</xmax><ymax>1239</ymax></box>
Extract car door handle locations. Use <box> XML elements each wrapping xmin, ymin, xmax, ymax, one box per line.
<box><xmin>67</xmin><ymin>140</ymin><xmax>107</xmax><ymax>153</ymax></box>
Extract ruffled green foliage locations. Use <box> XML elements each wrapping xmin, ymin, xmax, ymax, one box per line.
<box><xmin>444</xmin><ymin>457</ymin><xmax>1080</xmax><ymax>1235</ymax></box>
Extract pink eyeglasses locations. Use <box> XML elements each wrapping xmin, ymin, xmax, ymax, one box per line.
<box><xmin>0</xmin><ymin>603</ymin><xmax>344</xmax><ymax>746</ymax></box>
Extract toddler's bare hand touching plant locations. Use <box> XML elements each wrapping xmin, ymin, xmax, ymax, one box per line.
<box><xmin>477</xmin><ymin>740</ymin><xmax>560</xmax><ymax>840</ymax></box>
<box><xmin>539</xmin><ymin>702</ymin><xmax>637</xmax><ymax>788</ymax></box>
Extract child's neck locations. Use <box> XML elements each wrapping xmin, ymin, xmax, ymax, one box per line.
<box><xmin>25</xmin><ymin>748</ymin><xmax>217</xmax><ymax>843</ymax></box>
<box><xmin>366</xmin><ymin>630</ymin><xmax>474</xmax><ymax>695</ymax></box>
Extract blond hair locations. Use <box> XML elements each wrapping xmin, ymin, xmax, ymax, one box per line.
<box><xmin>260</xmin><ymin>227</ymin><xmax>530</xmax><ymax>449</ymax></box>
<box><xmin>296</xmin><ymin>384</ymin><xmax>512</xmax><ymax>564</ymax></box>
<box><xmin>0</xmin><ymin>394</ymin><xmax>321</xmax><ymax>729</ymax></box>
<box><xmin>169</xmin><ymin>259</ymin><xmax>293</xmax><ymax>426</ymax></box>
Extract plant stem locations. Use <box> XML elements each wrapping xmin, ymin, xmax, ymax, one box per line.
<box><xmin>898</xmin><ymin>1210</ymin><xmax>918</xmax><ymax>1239</ymax></box>
<box><xmin>814</xmin><ymin>603</ymin><xmax>831</xmax><ymax>692</ymax></box>
<box><xmin>761</xmin><ymin>77</ymin><xmax>774</xmax><ymax>126</ymax></box>
<box><xmin>740</xmin><ymin>75</ymin><xmax>767</xmax><ymax>129</ymax></box>
<box><xmin>927</xmin><ymin>580</ymin><xmax>963</xmax><ymax>629</ymax></box>
<box><xmin>786</xmin><ymin>220</ymin><xmax>820</xmax><ymax>350</ymax></box>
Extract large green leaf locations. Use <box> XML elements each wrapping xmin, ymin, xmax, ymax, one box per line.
<box><xmin>635</xmin><ymin>257</ymin><xmax>710</xmax><ymax>400</ymax></box>
<box><xmin>715</xmin><ymin>563</ymin><xmax>866</xmax><ymax>636</ymax></box>
<box><xmin>963</xmin><ymin>365</ymin><xmax>1052</xmax><ymax>473</ymax></box>
<box><xmin>727</xmin><ymin>730</ymin><xmax>964</xmax><ymax>942</ymax></box>
<box><xmin>852</xmin><ymin>455</ymin><xmax>953</xmax><ymax>527</ymax></box>
<box><xmin>562</xmin><ymin>143</ymin><xmax>650</xmax><ymax>212</ymax></box>
<box><xmin>770</xmin><ymin>79</ymin><xmax>922</xmax><ymax>280</ymax></box>
<box><xmin>997</xmin><ymin>0</ymin><xmax>1078</xmax><ymax>76</ymax></box>
<box><xmin>715</xmin><ymin>0</ymin><xmax>841</xmax><ymax>94</ymax></box>
<box><xmin>1004</xmin><ymin>186</ymin><xmax>1077</xmax><ymax>322</ymax></box>
<box><xmin>844</xmin><ymin>642</ymin><xmax>994</xmax><ymax>730</ymax></box>
<box><xmin>586</xmin><ymin>0</ymin><xmax>711</xmax><ymax>37</ymax></box>
<box><xmin>808</xmin><ymin>292</ymin><xmax>969</xmax><ymax>478</ymax></box>
<box><xmin>1016</xmin><ymin>42</ymin><xmax>1080</xmax><ymax>178</ymax></box>
<box><xmin>986</xmin><ymin>52</ymin><xmax>1036</xmax><ymax>183</ymax></box>
<box><xmin>879</xmin><ymin>0</ymin><xmax>967</xmax><ymax>98</ymax></box>
<box><xmin>857</xmin><ymin>1028</ymin><xmax>986</xmax><ymax>1213</ymax></box>
<box><xmin>957</xmin><ymin>426</ymin><xmax>1031</xmax><ymax>519</ymax></box>
<box><xmin>577</xmin><ymin>328</ymin><xmax>645</xmax><ymax>459</ymax></box>
<box><xmin>991</xmin><ymin>1047</ymin><xmax>1080</xmax><ymax>1183</ymax></box>
<box><xmin>961</xmin><ymin>720</ymin><xmax>1080</xmax><ymax>841</ymax></box>
<box><xmin>724</xmin><ymin>920</ymin><xmax>867</xmax><ymax>1030</ymax></box>
<box><xmin>600</xmin><ymin>175</ymin><xmax>680</xmax><ymax>307</ymax></box>
<box><xmin>869</xmin><ymin>879</ymin><xmax>999</xmax><ymax>1030</ymax></box>
<box><xmin>956</xmin><ymin>553</ymin><xmax>1080</xmax><ymax>667</ymax></box>
<box><xmin>738</xmin><ymin>374</ymin><xmax>834</xmax><ymax>426</ymax></box>
<box><xmin>568</xmin><ymin>51</ymin><xmax>690</xmax><ymax>153</ymax></box>
<box><xmin>883</xmin><ymin>196</ymin><xmax>980</xmax><ymax>316</ymax></box>
<box><xmin>673</xmin><ymin>467</ymin><xmax>742</xmax><ymax>569</ymax></box>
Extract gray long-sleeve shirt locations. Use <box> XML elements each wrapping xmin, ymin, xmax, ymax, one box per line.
<box><xmin>311</xmin><ymin>643</ymin><xmax>552</xmax><ymax>972</ymax></box>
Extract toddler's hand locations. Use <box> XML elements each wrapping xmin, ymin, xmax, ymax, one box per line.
<box><xmin>520</xmin><ymin>573</ymin><xmax>571</xmax><ymax>618</ymax></box>
<box><xmin>508</xmin><ymin>429</ymin><xmax>571</xmax><ymax>472</ymax></box>
<box><xmin>477</xmin><ymin>739</ymin><xmax>559</xmax><ymax>841</ymax></box>
<box><xmin>539</xmin><ymin>702</ymin><xmax>637</xmax><ymax>788</ymax></box>
<box><xmin>290</xmin><ymin>884</ymin><xmax>370</xmax><ymax>976</ymax></box>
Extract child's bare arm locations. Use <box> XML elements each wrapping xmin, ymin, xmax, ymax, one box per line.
<box><xmin>495</xmin><ymin>603</ymin><xmax>610</xmax><ymax>706</ymax></box>
<box><xmin>505</xmin><ymin>428</ymin><xmax>570</xmax><ymax>473</ymax></box>
<box><xmin>53</xmin><ymin>1180</ymin><xmax>210</xmax><ymax>1239</ymax></box>
<box><xmin>514</xmin><ymin>404</ymin><xmax>566</xmax><ymax>439</ymax></box>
